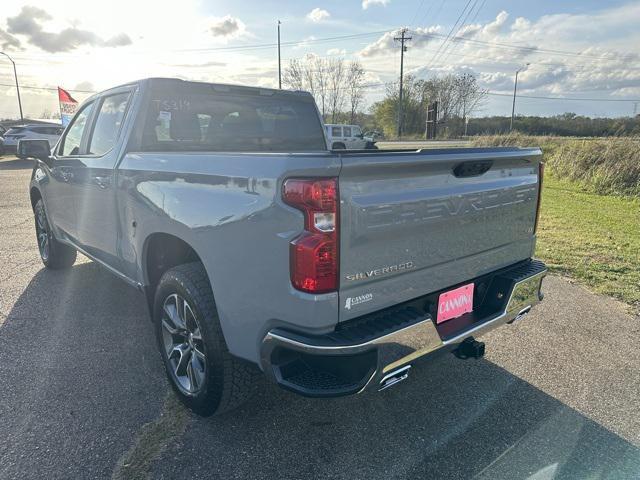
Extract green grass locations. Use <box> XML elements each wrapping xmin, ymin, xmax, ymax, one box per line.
<box><xmin>472</xmin><ymin>133</ymin><xmax>640</xmax><ymax>197</ymax></box>
<box><xmin>536</xmin><ymin>176</ymin><xmax>640</xmax><ymax>307</ymax></box>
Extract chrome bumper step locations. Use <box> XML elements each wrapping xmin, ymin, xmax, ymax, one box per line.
<box><xmin>261</xmin><ymin>259</ymin><xmax>547</xmax><ymax>397</ymax></box>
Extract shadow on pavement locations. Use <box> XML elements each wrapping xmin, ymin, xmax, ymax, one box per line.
<box><xmin>156</xmin><ymin>347</ymin><xmax>640</xmax><ymax>478</ymax></box>
<box><xmin>0</xmin><ymin>262</ymin><xmax>166</xmax><ymax>479</ymax></box>
<box><xmin>1</xmin><ymin>261</ymin><xmax>639</xmax><ymax>479</ymax></box>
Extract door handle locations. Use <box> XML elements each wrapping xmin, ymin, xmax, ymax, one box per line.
<box><xmin>94</xmin><ymin>176</ymin><xmax>111</xmax><ymax>189</ymax></box>
<box><xmin>58</xmin><ymin>168</ymin><xmax>73</xmax><ymax>182</ymax></box>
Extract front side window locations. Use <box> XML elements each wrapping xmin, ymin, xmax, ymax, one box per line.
<box><xmin>343</xmin><ymin>126</ymin><xmax>352</xmax><ymax>137</ymax></box>
<box><xmin>60</xmin><ymin>102</ymin><xmax>94</xmax><ymax>156</ymax></box>
<box><xmin>331</xmin><ymin>126</ymin><xmax>342</xmax><ymax>137</ymax></box>
<box><xmin>88</xmin><ymin>92</ymin><xmax>130</xmax><ymax>155</ymax></box>
<box><xmin>352</xmin><ymin>126</ymin><xmax>361</xmax><ymax>136</ymax></box>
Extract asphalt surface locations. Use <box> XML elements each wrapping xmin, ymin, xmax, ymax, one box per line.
<box><xmin>1</xmin><ymin>156</ymin><xmax>639</xmax><ymax>479</ymax></box>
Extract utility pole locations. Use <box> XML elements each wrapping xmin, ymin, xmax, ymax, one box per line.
<box><xmin>394</xmin><ymin>28</ymin><xmax>411</xmax><ymax>138</ymax></box>
<box><xmin>0</xmin><ymin>51</ymin><xmax>24</xmax><ymax>123</ymax></box>
<box><xmin>510</xmin><ymin>63</ymin><xmax>529</xmax><ymax>132</ymax></box>
<box><xmin>277</xmin><ymin>20</ymin><xmax>282</xmax><ymax>89</ymax></box>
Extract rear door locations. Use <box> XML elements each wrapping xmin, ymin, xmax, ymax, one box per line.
<box><xmin>338</xmin><ymin>148</ymin><xmax>542</xmax><ymax>321</ymax></box>
<box><xmin>73</xmin><ymin>88</ymin><xmax>133</xmax><ymax>267</ymax></box>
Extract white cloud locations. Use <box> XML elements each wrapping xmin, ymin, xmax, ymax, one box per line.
<box><xmin>360</xmin><ymin>25</ymin><xmax>441</xmax><ymax>57</ymax></box>
<box><xmin>306</xmin><ymin>8</ymin><xmax>330</xmax><ymax>23</ymax></box>
<box><xmin>5</xmin><ymin>5</ymin><xmax>131</xmax><ymax>52</ymax></box>
<box><xmin>362</xmin><ymin>0</ymin><xmax>389</xmax><ymax>10</ymax></box>
<box><xmin>327</xmin><ymin>48</ymin><xmax>347</xmax><ymax>56</ymax></box>
<box><xmin>209</xmin><ymin>15</ymin><xmax>246</xmax><ymax>38</ymax></box>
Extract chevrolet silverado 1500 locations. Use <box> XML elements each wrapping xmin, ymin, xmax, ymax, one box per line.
<box><xmin>20</xmin><ymin>78</ymin><xmax>546</xmax><ymax>415</ymax></box>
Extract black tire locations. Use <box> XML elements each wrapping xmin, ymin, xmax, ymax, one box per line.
<box><xmin>34</xmin><ymin>199</ymin><xmax>77</xmax><ymax>269</ymax></box>
<box><xmin>153</xmin><ymin>262</ymin><xmax>259</xmax><ymax>416</ymax></box>
<box><xmin>332</xmin><ymin>142</ymin><xmax>346</xmax><ymax>150</ymax></box>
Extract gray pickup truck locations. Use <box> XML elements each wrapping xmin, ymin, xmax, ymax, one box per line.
<box><xmin>20</xmin><ymin>78</ymin><xmax>546</xmax><ymax>416</ymax></box>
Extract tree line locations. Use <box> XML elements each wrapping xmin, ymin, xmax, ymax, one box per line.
<box><xmin>370</xmin><ymin>73</ymin><xmax>487</xmax><ymax>137</ymax></box>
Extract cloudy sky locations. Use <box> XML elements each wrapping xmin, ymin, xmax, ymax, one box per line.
<box><xmin>1</xmin><ymin>0</ymin><xmax>639</xmax><ymax>120</ymax></box>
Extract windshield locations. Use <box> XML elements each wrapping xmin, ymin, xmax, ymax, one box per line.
<box><xmin>140</xmin><ymin>86</ymin><xmax>326</xmax><ymax>152</ymax></box>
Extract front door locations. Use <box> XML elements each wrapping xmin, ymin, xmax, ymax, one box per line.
<box><xmin>44</xmin><ymin>101</ymin><xmax>96</xmax><ymax>242</ymax></box>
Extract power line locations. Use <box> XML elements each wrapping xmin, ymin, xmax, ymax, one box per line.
<box><xmin>426</xmin><ymin>0</ymin><xmax>473</xmax><ymax>66</ymax></box>
<box><xmin>410</xmin><ymin>0</ymin><xmax>428</xmax><ymax>27</ymax></box>
<box><xmin>438</xmin><ymin>0</ymin><xmax>486</xmax><ymax>65</ymax></box>
<box><xmin>418</xmin><ymin>0</ymin><xmax>446</xmax><ymax>27</ymax></box>
<box><xmin>414</xmin><ymin>31</ymin><xmax>639</xmax><ymax>62</ymax></box>
<box><xmin>435</xmin><ymin>0</ymin><xmax>481</xmax><ymax>66</ymax></box>
<box><xmin>486</xmin><ymin>91</ymin><xmax>640</xmax><ymax>102</ymax></box>
<box><xmin>0</xmin><ymin>83</ymin><xmax>96</xmax><ymax>93</ymax></box>
<box><xmin>10</xmin><ymin>31</ymin><xmax>389</xmax><ymax>61</ymax></box>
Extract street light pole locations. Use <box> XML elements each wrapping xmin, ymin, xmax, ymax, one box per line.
<box><xmin>510</xmin><ymin>63</ymin><xmax>529</xmax><ymax>132</ymax></box>
<box><xmin>277</xmin><ymin>20</ymin><xmax>282</xmax><ymax>89</ymax></box>
<box><xmin>0</xmin><ymin>51</ymin><xmax>24</xmax><ymax>123</ymax></box>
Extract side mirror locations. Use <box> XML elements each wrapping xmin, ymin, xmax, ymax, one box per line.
<box><xmin>17</xmin><ymin>139</ymin><xmax>51</xmax><ymax>162</ymax></box>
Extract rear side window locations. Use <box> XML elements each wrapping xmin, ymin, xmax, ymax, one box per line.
<box><xmin>343</xmin><ymin>126</ymin><xmax>352</xmax><ymax>137</ymax></box>
<box><xmin>331</xmin><ymin>126</ymin><xmax>341</xmax><ymax>137</ymax></box>
<box><xmin>140</xmin><ymin>87</ymin><xmax>326</xmax><ymax>152</ymax></box>
<box><xmin>89</xmin><ymin>92</ymin><xmax>130</xmax><ymax>155</ymax></box>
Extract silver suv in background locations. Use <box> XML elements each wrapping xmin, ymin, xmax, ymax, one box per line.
<box><xmin>325</xmin><ymin>124</ymin><xmax>377</xmax><ymax>150</ymax></box>
<box><xmin>2</xmin><ymin>124</ymin><xmax>64</xmax><ymax>155</ymax></box>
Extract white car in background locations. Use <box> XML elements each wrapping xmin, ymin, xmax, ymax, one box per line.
<box><xmin>325</xmin><ymin>124</ymin><xmax>377</xmax><ymax>150</ymax></box>
<box><xmin>1</xmin><ymin>124</ymin><xmax>64</xmax><ymax>155</ymax></box>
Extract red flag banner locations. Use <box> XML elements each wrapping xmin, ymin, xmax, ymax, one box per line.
<box><xmin>58</xmin><ymin>87</ymin><xmax>78</xmax><ymax>126</ymax></box>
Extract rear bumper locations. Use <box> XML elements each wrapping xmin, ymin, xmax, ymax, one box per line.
<box><xmin>261</xmin><ymin>259</ymin><xmax>547</xmax><ymax>397</ymax></box>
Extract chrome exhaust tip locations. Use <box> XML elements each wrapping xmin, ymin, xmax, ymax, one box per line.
<box><xmin>378</xmin><ymin>365</ymin><xmax>411</xmax><ymax>391</ymax></box>
<box><xmin>509</xmin><ymin>305</ymin><xmax>532</xmax><ymax>324</ymax></box>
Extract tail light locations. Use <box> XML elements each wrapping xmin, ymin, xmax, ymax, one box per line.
<box><xmin>283</xmin><ymin>178</ymin><xmax>338</xmax><ymax>294</ymax></box>
<box><xmin>534</xmin><ymin>162</ymin><xmax>544</xmax><ymax>233</ymax></box>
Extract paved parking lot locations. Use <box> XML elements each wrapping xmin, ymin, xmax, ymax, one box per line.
<box><xmin>1</xmin><ymin>156</ymin><xmax>639</xmax><ymax>479</ymax></box>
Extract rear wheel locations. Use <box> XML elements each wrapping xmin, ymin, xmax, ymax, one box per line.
<box><xmin>154</xmin><ymin>262</ymin><xmax>258</xmax><ymax>416</ymax></box>
<box><xmin>34</xmin><ymin>199</ymin><xmax>77</xmax><ymax>269</ymax></box>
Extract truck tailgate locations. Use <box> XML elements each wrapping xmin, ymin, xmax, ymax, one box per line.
<box><xmin>338</xmin><ymin>147</ymin><xmax>542</xmax><ymax>321</ymax></box>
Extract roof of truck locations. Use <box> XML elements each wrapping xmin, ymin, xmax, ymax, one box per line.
<box><xmin>101</xmin><ymin>77</ymin><xmax>313</xmax><ymax>98</ymax></box>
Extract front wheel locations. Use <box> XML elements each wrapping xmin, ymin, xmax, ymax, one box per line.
<box><xmin>154</xmin><ymin>262</ymin><xmax>259</xmax><ymax>416</ymax></box>
<box><xmin>34</xmin><ymin>199</ymin><xmax>77</xmax><ymax>269</ymax></box>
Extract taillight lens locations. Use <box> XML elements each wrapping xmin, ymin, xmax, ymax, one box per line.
<box><xmin>283</xmin><ymin>178</ymin><xmax>338</xmax><ymax>293</ymax></box>
<box><xmin>534</xmin><ymin>162</ymin><xmax>544</xmax><ymax>233</ymax></box>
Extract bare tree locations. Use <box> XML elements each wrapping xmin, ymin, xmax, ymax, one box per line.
<box><xmin>282</xmin><ymin>59</ymin><xmax>305</xmax><ymax>91</ymax></box>
<box><xmin>454</xmin><ymin>73</ymin><xmax>487</xmax><ymax>124</ymax></box>
<box><xmin>419</xmin><ymin>74</ymin><xmax>459</xmax><ymax>122</ymax></box>
<box><xmin>283</xmin><ymin>56</ymin><xmax>367</xmax><ymax>122</ymax></box>
<box><xmin>326</xmin><ymin>58</ymin><xmax>347</xmax><ymax>123</ymax></box>
<box><xmin>346</xmin><ymin>61</ymin><xmax>365</xmax><ymax>123</ymax></box>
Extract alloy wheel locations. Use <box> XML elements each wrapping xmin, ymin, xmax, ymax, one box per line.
<box><xmin>161</xmin><ymin>293</ymin><xmax>206</xmax><ymax>394</ymax></box>
<box><xmin>35</xmin><ymin>204</ymin><xmax>50</xmax><ymax>262</ymax></box>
